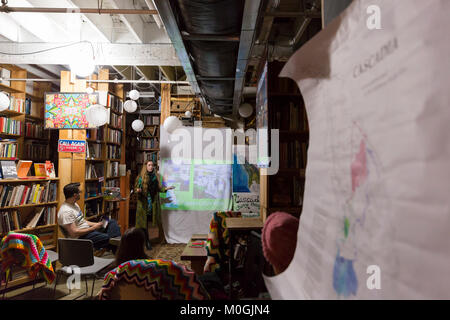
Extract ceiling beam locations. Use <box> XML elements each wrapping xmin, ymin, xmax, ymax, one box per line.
<box><xmin>109</xmin><ymin>0</ymin><xmax>146</xmax><ymax>43</ymax></box>
<box><xmin>0</xmin><ymin>7</ymin><xmax>157</xmax><ymax>14</ymax></box>
<box><xmin>0</xmin><ymin>42</ymin><xmax>181</xmax><ymax>66</ymax></box>
<box><xmin>159</xmin><ymin>66</ymin><xmax>176</xmax><ymax>81</ymax></box>
<box><xmin>182</xmin><ymin>33</ymin><xmax>240</xmax><ymax>42</ymax></box>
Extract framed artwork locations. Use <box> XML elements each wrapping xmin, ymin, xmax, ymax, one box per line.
<box><xmin>45</xmin><ymin>92</ymin><xmax>99</xmax><ymax>129</ymax></box>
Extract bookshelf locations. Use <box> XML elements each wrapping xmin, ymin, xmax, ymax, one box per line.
<box><xmin>0</xmin><ymin>64</ymin><xmax>58</xmax><ymax>292</ymax></box>
<box><xmin>259</xmin><ymin>61</ymin><xmax>309</xmax><ymax>221</ymax></box>
<box><xmin>59</xmin><ymin>68</ymin><xmax>129</xmax><ymax>234</ymax></box>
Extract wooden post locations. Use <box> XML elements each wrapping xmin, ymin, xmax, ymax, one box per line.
<box><xmin>160</xmin><ymin>83</ymin><xmax>171</xmax><ymax>125</ymax></box>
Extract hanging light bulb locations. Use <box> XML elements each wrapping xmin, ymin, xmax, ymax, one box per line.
<box><xmin>184</xmin><ymin>110</ymin><xmax>192</xmax><ymax>118</ymax></box>
<box><xmin>86</xmin><ymin>86</ymin><xmax>94</xmax><ymax>94</ymax></box>
<box><xmin>238</xmin><ymin>103</ymin><xmax>253</xmax><ymax>118</ymax></box>
<box><xmin>123</xmin><ymin>100</ymin><xmax>138</xmax><ymax>113</ymax></box>
<box><xmin>163</xmin><ymin>116</ymin><xmax>182</xmax><ymax>134</ymax></box>
<box><xmin>132</xmin><ymin>119</ymin><xmax>145</xmax><ymax>132</ymax></box>
<box><xmin>86</xmin><ymin>104</ymin><xmax>108</xmax><ymax>127</ymax></box>
<box><xmin>0</xmin><ymin>92</ymin><xmax>10</xmax><ymax>112</ymax></box>
<box><xmin>129</xmin><ymin>89</ymin><xmax>140</xmax><ymax>101</ymax></box>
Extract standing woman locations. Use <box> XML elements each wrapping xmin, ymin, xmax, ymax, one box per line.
<box><xmin>135</xmin><ymin>160</ymin><xmax>174</xmax><ymax>249</ymax></box>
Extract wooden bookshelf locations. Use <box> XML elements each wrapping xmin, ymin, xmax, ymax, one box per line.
<box><xmin>259</xmin><ymin>61</ymin><xmax>309</xmax><ymax>221</ymax></box>
<box><xmin>58</xmin><ymin>68</ymin><xmax>129</xmax><ymax>233</ymax></box>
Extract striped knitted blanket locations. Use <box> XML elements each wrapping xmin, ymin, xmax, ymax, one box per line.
<box><xmin>204</xmin><ymin>211</ymin><xmax>241</xmax><ymax>273</ymax></box>
<box><xmin>99</xmin><ymin>259</ymin><xmax>210</xmax><ymax>300</ymax></box>
<box><xmin>1</xmin><ymin>232</ymin><xmax>55</xmax><ymax>284</ymax></box>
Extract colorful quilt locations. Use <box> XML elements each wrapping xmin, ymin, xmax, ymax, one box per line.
<box><xmin>99</xmin><ymin>259</ymin><xmax>210</xmax><ymax>300</ymax></box>
<box><xmin>204</xmin><ymin>211</ymin><xmax>241</xmax><ymax>273</ymax></box>
<box><xmin>1</xmin><ymin>232</ymin><xmax>55</xmax><ymax>284</ymax></box>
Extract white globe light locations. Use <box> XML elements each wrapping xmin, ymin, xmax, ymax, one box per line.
<box><xmin>238</xmin><ymin>103</ymin><xmax>253</xmax><ymax>118</ymax></box>
<box><xmin>163</xmin><ymin>116</ymin><xmax>182</xmax><ymax>134</ymax></box>
<box><xmin>123</xmin><ymin>100</ymin><xmax>137</xmax><ymax>113</ymax></box>
<box><xmin>184</xmin><ymin>110</ymin><xmax>192</xmax><ymax>118</ymax></box>
<box><xmin>129</xmin><ymin>89</ymin><xmax>140</xmax><ymax>101</ymax></box>
<box><xmin>132</xmin><ymin>119</ymin><xmax>145</xmax><ymax>132</ymax></box>
<box><xmin>86</xmin><ymin>104</ymin><xmax>108</xmax><ymax>127</ymax></box>
<box><xmin>0</xmin><ymin>92</ymin><xmax>10</xmax><ymax>112</ymax></box>
<box><xmin>70</xmin><ymin>58</ymin><xmax>95</xmax><ymax>78</ymax></box>
<box><xmin>86</xmin><ymin>87</ymin><xmax>94</xmax><ymax>94</ymax></box>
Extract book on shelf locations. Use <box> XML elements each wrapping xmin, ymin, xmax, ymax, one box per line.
<box><xmin>45</xmin><ymin>161</ymin><xmax>56</xmax><ymax>178</ymax></box>
<box><xmin>140</xmin><ymin>138</ymin><xmax>159</xmax><ymax>149</ymax></box>
<box><xmin>25</xmin><ymin>122</ymin><xmax>46</xmax><ymax>139</ymax></box>
<box><xmin>0</xmin><ymin>67</ymin><xmax>11</xmax><ymax>86</ymax></box>
<box><xmin>86</xmin><ymin>128</ymin><xmax>105</xmax><ymax>141</ymax></box>
<box><xmin>7</xmin><ymin>96</ymin><xmax>25</xmax><ymax>113</ymax></box>
<box><xmin>107</xmin><ymin>145</ymin><xmax>121</xmax><ymax>159</ymax></box>
<box><xmin>25</xmin><ymin>207</ymin><xmax>45</xmax><ymax>228</ymax></box>
<box><xmin>86</xmin><ymin>163</ymin><xmax>104</xmax><ymax>179</ymax></box>
<box><xmin>0</xmin><ymin>181</ymin><xmax>57</xmax><ymax>207</ymax></box>
<box><xmin>143</xmin><ymin>115</ymin><xmax>160</xmax><ymax>125</ymax></box>
<box><xmin>16</xmin><ymin>160</ymin><xmax>32</xmax><ymax>178</ymax></box>
<box><xmin>106</xmin><ymin>161</ymin><xmax>119</xmax><ymax>178</ymax></box>
<box><xmin>0</xmin><ymin>139</ymin><xmax>18</xmax><ymax>158</ymax></box>
<box><xmin>0</xmin><ymin>160</ymin><xmax>18</xmax><ymax>179</ymax></box>
<box><xmin>0</xmin><ymin>210</ymin><xmax>21</xmax><ymax>233</ymax></box>
<box><xmin>34</xmin><ymin>163</ymin><xmax>46</xmax><ymax>177</ymax></box>
<box><xmin>24</xmin><ymin>142</ymin><xmax>48</xmax><ymax>160</ymax></box>
<box><xmin>107</xmin><ymin>128</ymin><xmax>122</xmax><ymax>144</ymax></box>
<box><xmin>86</xmin><ymin>141</ymin><xmax>102</xmax><ymax>159</ymax></box>
<box><xmin>0</xmin><ymin>117</ymin><xmax>23</xmax><ymax>135</ymax></box>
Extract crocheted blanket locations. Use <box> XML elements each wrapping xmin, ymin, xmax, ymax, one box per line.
<box><xmin>1</xmin><ymin>232</ymin><xmax>55</xmax><ymax>284</ymax></box>
<box><xmin>99</xmin><ymin>259</ymin><xmax>210</xmax><ymax>300</ymax></box>
<box><xmin>204</xmin><ymin>211</ymin><xmax>241</xmax><ymax>273</ymax></box>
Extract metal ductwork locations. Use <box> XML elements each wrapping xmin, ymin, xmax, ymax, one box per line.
<box><xmin>154</xmin><ymin>0</ymin><xmax>261</xmax><ymax>117</ymax></box>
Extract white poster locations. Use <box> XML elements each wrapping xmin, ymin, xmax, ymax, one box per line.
<box><xmin>264</xmin><ymin>0</ymin><xmax>450</xmax><ymax>299</ymax></box>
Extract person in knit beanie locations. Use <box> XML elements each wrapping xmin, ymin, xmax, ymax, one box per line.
<box><xmin>262</xmin><ymin>211</ymin><xmax>300</xmax><ymax>275</ymax></box>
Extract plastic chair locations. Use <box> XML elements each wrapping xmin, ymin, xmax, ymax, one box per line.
<box><xmin>53</xmin><ymin>238</ymin><xmax>114</xmax><ymax>299</ymax></box>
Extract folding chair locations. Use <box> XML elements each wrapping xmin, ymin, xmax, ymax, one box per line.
<box><xmin>53</xmin><ymin>238</ymin><xmax>113</xmax><ymax>299</ymax></box>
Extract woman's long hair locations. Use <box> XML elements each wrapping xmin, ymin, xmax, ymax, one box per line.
<box><xmin>114</xmin><ymin>227</ymin><xmax>148</xmax><ymax>267</ymax></box>
<box><xmin>136</xmin><ymin>160</ymin><xmax>158</xmax><ymax>194</ymax></box>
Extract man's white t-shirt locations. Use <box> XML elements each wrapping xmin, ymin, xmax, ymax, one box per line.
<box><xmin>58</xmin><ymin>202</ymin><xmax>90</xmax><ymax>238</ymax></box>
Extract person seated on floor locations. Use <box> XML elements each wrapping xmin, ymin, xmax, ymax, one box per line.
<box><xmin>57</xmin><ymin>183</ymin><xmax>122</xmax><ymax>253</ymax></box>
<box><xmin>261</xmin><ymin>211</ymin><xmax>300</xmax><ymax>275</ymax></box>
<box><xmin>111</xmin><ymin>227</ymin><xmax>149</xmax><ymax>269</ymax></box>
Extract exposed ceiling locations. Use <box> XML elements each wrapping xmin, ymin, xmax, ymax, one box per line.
<box><xmin>0</xmin><ymin>0</ymin><xmax>323</xmax><ymax>117</ymax></box>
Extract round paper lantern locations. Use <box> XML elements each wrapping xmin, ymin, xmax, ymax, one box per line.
<box><xmin>132</xmin><ymin>119</ymin><xmax>145</xmax><ymax>132</ymax></box>
<box><xmin>123</xmin><ymin>100</ymin><xmax>138</xmax><ymax>113</ymax></box>
<box><xmin>129</xmin><ymin>89</ymin><xmax>140</xmax><ymax>101</ymax></box>
<box><xmin>163</xmin><ymin>116</ymin><xmax>182</xmax><ymax>134</ymax></box>
<box><xmin>238</xmin><ymin>103</ymin><xmax>253</xmax><ymax>118</ymax></box>
<box><xmin>0</xmin><ymin>92</ymin><xmax>10</xmax><ymax>112</ymax></box>
<box><xmin>86</xmin><ymin>86</ymin><xmax>94</xmax><ymax>94</ymax></box>
<box><xmin>70</xmin><ymin>56</ymin><xmax>95</xmax><ymax>78</ymax></box>
<box><xmin>86</xmin><ymin>104</ymin><xmax>108</xmax><ymax>127</ymax></box>
<box><xmin>184</xmin><ymin>110</ymin><xmax>192</xmax><ymax>118</ymax></box>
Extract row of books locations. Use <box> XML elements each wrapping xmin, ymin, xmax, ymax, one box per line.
<box><xmin>279</xmin><ymin>141</ymin><xmax>308</xmax><ymax>169</ymax></box>
<box><xmin>107</xmin><ymin>145</ymin><xmax>120</xmax><ymax>159</ymax></box>
<box><xmin>86</xmin><ymin>163</ymin><xmax>104</xmax><ymax>179</ymax></box>
<box><xmin>25</xmin><ymin>122</ymin><xmax>47</xmax><ymax>139</ymax></box>
<box><xmin>25</xmin><ymin>97</ymin><xmax>38</xmax><ymax>116</ymax></box>
<box><xmin>7</xmin><ymin>96</ymin><xmax>25</xmax><ymax>113</ymax></box>
<box><xmin>136</xmin><ymin>151</ymin><xmax>158</xmax><ymax>164</ymax></box>
<box><xmin>0</xmin><ymin>181</ymin><xmax>57</xmax><ymax>208</ymax></box>
<box><xmin>85</xmin><ymin>181</ymin><xmax>102</xmax><ymax>198</ymax></box>
<box><xmin>140</xmin><ymin>138</ymin><xmax>159</xmax><ymax>149</ymax></box>
<box><xmin>105</xmin><ymin>179</ymin><xmax>119</xmax><ymax>188</ymax></box>
<box><xmin>84</xmin><ymin>199</ymin><xmax>102</xmax><ymax>217</ymax></box>
<box><xmin>0</xmin><ymin>117</ymin><xmax>23</xmax><ymax>135</ymax></box>
<box><xmin>271</xmin><ymin>102</ymin><xmax>308</xmax><ymax>131</ymax></box>
<box><xmin>142</xmin><ymin>126</ymin><xmax>158</xmax><ymax>137</ymax></box>
<box><xmin>86</xmin><ymin>142</ymin><xmax>102</xmax><ymax>159</ymax></box>
<box><xmin>270</xmin><ymin>175</ymin><xmax>304</xmax><ymax>207</ymax></box>
<box><xmin>0</xmin><ymin>160</ymin><xmax>55</xmax><ymax>180</ymax></box>
<box><xmin>143</xmin><ymin>115</ymin><xmax>160</xmax><ymax>125</ymax></box>
<box><xmin>36</xmin><ymin>229</ymin><xmax>55</xmax><ymax>246</ymax></box>
<box><xmin>87</xmin><ymin>128</ymin><xmax>105</xmax><ymax>141</ymax></box>
<box><xmin>0</xmin><ymin>206</ymin><xmax>57</xmax><ymax>234</ymax></box>
<box><xmin>106</xmin><ymin>161</ymin><xmax>119</xmax><ymax>178</ymax></box>
<box><xmin>0</xmin><ymin>140</ymin><xmax>18</xmax><ymax>158</ymax></box>
<box><xmin>106</xmin><ymin>94</ymin><xmax>123</xmax><ymax>113</ymax></box>
<box><xmin>23</xmin><ymin>142</ymin><xmax>48</xmax><ymax>160</ymax></box>
<box><xmin>110</xmin><ymin>113</ymin><xmax>123</xmax><ymax>128</ymax></box>
<box><xmin>107</xmin><ymin>128</ymin><xmax>122</xmax><ymax>144</ymax></box>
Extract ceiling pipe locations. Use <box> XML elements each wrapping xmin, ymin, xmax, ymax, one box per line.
<box><xmin>0</xmin><ymin>7</ymin><xmax>158</xmax><ymax>15</ymax></box>
<box><xmin>144</xmin><ymin>0</ymin><xmax>163</xmax><ymax>28</ymax></box>
<box><xmin>0</xmin><ymin>77</ymin><xmax>190</xmax><ymax>85</ymax></box>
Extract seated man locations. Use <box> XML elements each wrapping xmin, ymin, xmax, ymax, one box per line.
<box><xmin>58</xmin><ymin>183</ymin><xmax>121</xmax><ymax>252</ymax></box>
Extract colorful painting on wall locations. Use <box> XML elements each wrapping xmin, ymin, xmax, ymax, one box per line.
<box><xmin>45</xmin><ymin>93</ymin><xmax>99</xmax><ymax>129</ymax></box>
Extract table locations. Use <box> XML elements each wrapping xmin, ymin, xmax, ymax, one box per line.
<box><xmin>225</xmin><ymin>218</ymin><xmax>264</xmax><ymax>299</ymax></box>
<box><xmin>180</xmin><ymin>234</ymin><xmax>208</xmax><ymax>275</ymax></box>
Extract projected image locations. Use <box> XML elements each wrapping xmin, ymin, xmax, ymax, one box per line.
<box><xmin>159</xmin><ymin>159</ymin><xmax>232</xmax><ymax>211</ymax></box>
<box><xmin>193</xmin><ymin>165</ymin><xmax>231</xmax><ymax>199</ymax></box>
